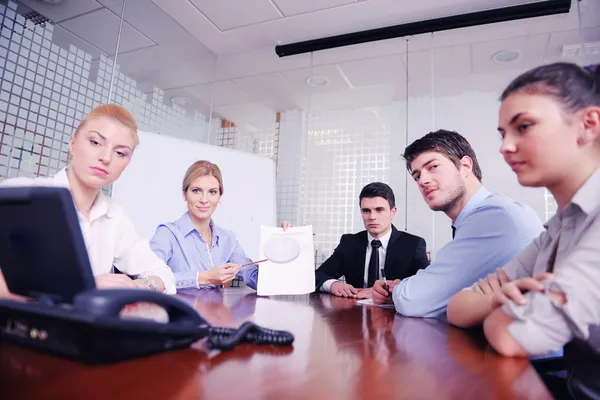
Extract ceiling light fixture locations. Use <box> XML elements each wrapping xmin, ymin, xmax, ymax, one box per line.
<box><xmin>305</xmin><ymin>75</ymin><xmax>329</xmax><ymax>87</ymax></box>
<box><xmin>171</xmin><ymin>96</ymin><xmax>191</xmax><ymax>107</ymax></box>
<box><xmin>492</xmin><ymin>50</ymin><xmax>521</xmax><ymax>63</ymax></box>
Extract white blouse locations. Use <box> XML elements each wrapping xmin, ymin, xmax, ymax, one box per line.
<box><xmin>0</xmin><ymin>169</ymin><xmax>176</xmax><ymax>294</ymax></box>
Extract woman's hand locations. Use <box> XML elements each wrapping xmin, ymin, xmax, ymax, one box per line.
<box><xmin>198</xmin><ymin>263</ymin><xmax>241</xmax><ymax>286</ymax></box>
<box><xmin>95</xmin><ymin>273</ymin><xmax>138</xmax><ymax>289</ymax></box>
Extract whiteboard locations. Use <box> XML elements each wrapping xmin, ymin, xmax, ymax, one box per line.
<box><xmin>111</xmin><ymin>130</ymin><xmax>276</xmax><ymax>261</ymax></box>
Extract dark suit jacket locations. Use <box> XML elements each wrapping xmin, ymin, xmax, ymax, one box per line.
<box><xmin>315</xmin><ymin>225</ymin><xmax>429</xmax><ymax>290</ymax></box>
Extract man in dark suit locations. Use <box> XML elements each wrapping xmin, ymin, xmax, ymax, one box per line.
<box><xmin>316</xmin><ymin>182</ymin><xmax>429</xmax><ymax>299</ymax></box>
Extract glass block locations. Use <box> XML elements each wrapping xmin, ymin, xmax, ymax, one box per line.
<box><xmin>2</xmin><ymin>19</ymin><xmax>13</xmax><ymax>32</ymax></box>
<box><xmin>6</xmin><ymin>113</ymin><xmax>16</xmax><ymax>125</ymax></box>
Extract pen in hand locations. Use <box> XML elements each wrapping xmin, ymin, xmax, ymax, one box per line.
<box><xmin>380</xmin><ymin>268</ymin><xmax>390</xmax><ymax>297</ymax></box>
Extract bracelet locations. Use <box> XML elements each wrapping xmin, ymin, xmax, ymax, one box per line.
<box><xmin>139</xmin><ymin>276</ymin><xmax>157</xmax><ymax>291</ymax></box>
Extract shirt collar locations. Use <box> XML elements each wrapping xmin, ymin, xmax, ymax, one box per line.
<box><xmin>570</xmin><ymin>167</ymin><xmax>600</xmax><ymax>217</ymax></box>
<box><xmin>179</xmin><ymin>212</ymin><xmax>221</xmax><ymax>245</ymax></box>
<box><xmin>453</xmin><ymin>186</ymin><xmax>491</xmax><ymax>228</ymax></box>
<box><xmin>368</xmin><ymin>226</ymin><xmax>392</xmax><ymax>250</ymax></box>
<box><xmin>546</xmin><ymin>167</ymin><xmax>600</xmax><ymax>235</ymax></box>
<box><xmin>54</xmin><ymin>167</ymin><xmax>115</xmax><ymax>220</ymax></box>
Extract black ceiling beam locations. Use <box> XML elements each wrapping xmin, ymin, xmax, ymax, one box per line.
<box><xmin>275</xmin><ymin>0</ymin><xmax>572</xmax><ymax>57</ymax></box>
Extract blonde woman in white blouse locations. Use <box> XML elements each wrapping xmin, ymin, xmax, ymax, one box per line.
<box><xmin>0</xmin><ymin>104</ymin><xmax>176</xmax><ymax>296</ymax></box>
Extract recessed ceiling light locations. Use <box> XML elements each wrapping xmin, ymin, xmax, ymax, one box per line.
<box><xmin>39</xmin><ymin>0</ymin><xmax>65</xmax><ymax>4</ymax></box>
<box><xmin>171</xmin><ymin>96</ymin><xmax>191</xmax><ymax>106</ymax></box>
<box><xmin>492</xmin><ymin>50</ymin><xmax>521</xmax><ymax>64</ymax></box>
<box><xmin>306</xmin><ymin>75</ymin><xmax>329</xmax><ymax>87</ymax></box>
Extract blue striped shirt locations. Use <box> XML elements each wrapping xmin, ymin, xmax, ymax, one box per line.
<box><xmin>149</xmin><ymin>212</ymin><xmax>258</xmax><ymax>290</ymax></box>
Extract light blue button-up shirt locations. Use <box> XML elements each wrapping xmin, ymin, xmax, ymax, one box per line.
<box><xmin>392</xmin><ymin>187</ymin><xmax>544</xmax><ymax>318</ymax></box>
<box><xmin>149</xmin><ymin>212</ymin><xmax>259</xmax><ymax>290</ymax></box>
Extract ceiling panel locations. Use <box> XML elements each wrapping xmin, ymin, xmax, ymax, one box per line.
<box><xmin>185</xmin><ymin>81</ymin><xmax>251</xmax><ymax>107</ymax></box>
<box><xmin>215</xmin><ymin>47</ymin><xmax>311</xmax><ymax>81</ymax></box>
<box><xmin>19</xmin><ymin>0</ymin><xmax>103</xmax><ymax>22</ymax></box>
<box><xmin>51</xmin><ymin>24</ymin><xmax>104</xmax><ymax>60</ymax></box>
<box><xmin>430</xmin><ymin>45</ymin><xmax>472</xmax><ymax>79</ymax></box>
<box><xmin>338</xmin><ymin>54</ymin><xmax>405</xmax><ymax>87</ymax></box>
<box><xmin>272</xmin><ymin>0</ymin><xmax>356</xmax><ymax>17</ymax></box>
<box><xmin>188</xmin><ymin>0</ymin><xmax>282</xmax><ymax>31</ymax></box>
<box><xmin>213</xmin><ymin>103</ymin><xmax>278</xmax><ymax>129</ymax></box>
<box><xmin>160</xmin><ymin>87</ymin><xmax>212</xmax><ymax>117</ymax></box>
<box><xmin>116</xmin><ymin>45</ymin><xmax>217</xmax><ymax>91</ymax></box>
<box><xmin>98</xmin><ymin>0</ymin><xmax>210</xmax><ymax>49</ymax></box>
<box><xmin>60</xmin><ymin>8</ymin><xmax>155</xmax><ymax>54</ymax></box>
<box><xmin>471</xmin><ymin>34</ymin><xmax>549</xmax><ymax>74</ymax></box>
<box><xmin>152</xmin><ymin>0</ymin><xmax>535</xmax><ymax>55</ymax></box>
<box><xmin>231</xmin><ymin>73</ymin><xmax>298</xmax><ymax>101</ymax></box>
<box><xmin>282</xmin><ymin>64</ymin><xmax>350</xmax><ymax>94</ymax></box>
<box><xmin>309</xmin><ymin>84</ymin><xmax>396</xmax><ymax>112</ymax></box>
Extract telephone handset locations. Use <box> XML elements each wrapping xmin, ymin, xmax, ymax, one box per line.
<box><xmin>73</xmin><ymin>289</ymin><xmax>206</xmax><ymax>326</ymax></box>
<box><xmin>0</xmin><ymin>186</ymin><xmax>294</xmax><ymax>364</ymax></box>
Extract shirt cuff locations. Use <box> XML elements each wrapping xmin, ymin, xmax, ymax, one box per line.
<box><xmin>321</xmin><ymin>279</ymin><xmax>339</xmax><ymax>293</ymax></box>
<box><xmin>143</xmin><ymin>269</ymin><xmax>176</xmax><ymax>295</ymax></box>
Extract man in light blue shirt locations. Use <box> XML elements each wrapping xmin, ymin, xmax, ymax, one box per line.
<box><xmin>372</xmin><ymin>129</ymin><xmax>544</xmax><ymax>317</ymax></box>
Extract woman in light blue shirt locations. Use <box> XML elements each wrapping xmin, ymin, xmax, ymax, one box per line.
<box><xmin>150</xmin><ymin>160</ymin><xmax>258</xmax><ymax>290</ymax></box>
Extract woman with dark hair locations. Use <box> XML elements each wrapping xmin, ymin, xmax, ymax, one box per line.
<box><xmin>447</xmin><ymin>62</ymin><xmax>600</xmax><ymax>398</ymax></box>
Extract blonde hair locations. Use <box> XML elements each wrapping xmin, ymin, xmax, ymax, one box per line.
<box><xmin>182</xmin><ymin>160</ymin><xmax>224</xmax><ymax>194</ymax></box>
<box><xmin>75</xmin><ymin>104</ymin><xmax>139</xmax><ymax>145</ymax></box>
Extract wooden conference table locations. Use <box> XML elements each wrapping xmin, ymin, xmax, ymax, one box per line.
<box><xmin>0</xmin><ymin>289</ymin><xmax>552</xmax><ymax>399</ymax></box>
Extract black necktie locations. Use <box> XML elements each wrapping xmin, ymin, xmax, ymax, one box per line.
<box><xmin>452</xmin><ymin>226</ymin><xmax>456</xmax><ymax>239</ymax></box>
<box><xmin>367</xmin><ymin>239</ymin><xmax>382</xmax><ymax>288</ymax></box>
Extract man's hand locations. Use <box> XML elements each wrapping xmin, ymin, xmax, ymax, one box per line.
<box><xmin>354</xmin><ymin>288</ymin><xmax>373</xmax><ymax>300</ymax></box>
<box><xmin>95</xmin><ymin>273</ymin><xmax>138</xmax><ymax>289</ymax></box>
<box><xmin>201</xmin><ymin>263</ymin><xmax>241</xmax><ymax>286</ymax></box>
<box><xmin>474</xmin><ymin>269</ymin><xmax>510</xmax><ymax>295</ymax></box>
<box><xmin>372</xmin><ymin>279</ymin><xmax>401</xmax><ymax>304</ymax></box>
<box><xmin>281</xmin><ymin>220</ymin><xmax>292</xmax><ymax>231</ymax></box>
<box><xmin>330</xmin><ymin>281</ymin><xmax>359</xmax><ymax>298</ymax></box>
<box><xmin>490</xmin><ymin>273</ymin><xmax>553</xmax><ymax>308</ymax></box>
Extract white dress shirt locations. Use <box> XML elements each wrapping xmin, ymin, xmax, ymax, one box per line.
<box><xmin>322</xmin><ymin>228</ymin><xmax>392</xmax><ymax>292</ymax></box>
<box><xmin>0</xmin><ymin>169</ymin><xmax>177</xmax><ymax>294</ymax></box>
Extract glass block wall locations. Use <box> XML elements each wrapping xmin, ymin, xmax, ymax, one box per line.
<box><xmin>0</xmin><ymin>0</ymin><xmax>209</xmax><ymax>182</ymax></box>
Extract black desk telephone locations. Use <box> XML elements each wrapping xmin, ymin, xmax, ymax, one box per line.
<box><xmin>0</xmin><ymin>186</ymin><xmax>293</xmax><ymax>364</ymax></box>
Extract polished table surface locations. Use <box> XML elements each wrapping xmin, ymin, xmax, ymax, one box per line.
<box><xmin>0</xmin><ymin>289</ymin><xmax>552</xmax><ymax>399</ymax></box>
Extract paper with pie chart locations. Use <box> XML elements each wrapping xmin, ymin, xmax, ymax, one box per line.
<box><xmin>256</xmin><ymin>225</ymin><xmax>315</xmax><ymax>296</ymax></box>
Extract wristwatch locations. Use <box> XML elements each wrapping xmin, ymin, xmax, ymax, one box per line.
<box><xmin>139</xmin><ymin>276</ymin><xmax>157</xmax><ymax>291</ymax></box>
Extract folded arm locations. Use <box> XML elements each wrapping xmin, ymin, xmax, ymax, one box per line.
<box><xmin>485</xmin><ymin>219</ymin><xmax>600</xmax><ymax>357</ymax></box>
<box><xmin>447</xmin><ymin>241</ymin><xmax>537</xmax><ymax>327</ymax></box>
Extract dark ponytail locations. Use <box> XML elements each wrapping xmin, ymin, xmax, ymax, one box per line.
<box><xmin>501</xmin><ymin>62</ymin><xmax>600</xmax><ymax>112</ymax></box>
